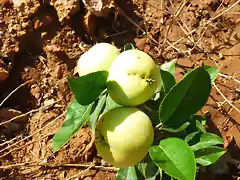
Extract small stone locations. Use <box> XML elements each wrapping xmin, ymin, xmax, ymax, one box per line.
<box><xmin>0</xmin><ymin>108</ymin><xmax>28</xmax><ymax>132</ymax></box>
<box><xmin>219</xmin><ymin>52</ymin><xmax>224</xmax><ymax>60</ymax></box>
<box><xmin>0</xmin><ymin>67</ymin><xmax>8</xmax><ymax>81</ymax></box>
<box><xmin>41</xmin><ymin>32</ymin><xmax>47</xmax><ymax>38</ymax></box>
<box><xmin>43</xmin><ymin>99</ymin><xmax>55</xmax><ymax>106</ymax></box>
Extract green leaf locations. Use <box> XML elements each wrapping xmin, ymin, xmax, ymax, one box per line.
<box><xmin>195</xmin><ymin>120</ymin><xmax>206</xmax><ymax>133</ymax></box>
<box><xmin>185</xmin><ymin>115</ymin><xmax>207</xmax><ymax>135</ymax></box>
<box><xmin>88</xmin><ymin>94</ymin><xmax>107</xmax><ymax>132</ymax></box>
<box><xmin>185</xmin><ymin>132</ymin><xmax>201</xmax><ymax>143</ymax></box>
<box><xmin>103</xmin><ymin>95</ymin><xmax>122</xmax><ymax>113</ymax></box>
<box><xmin>52</xmin><ymin>99</ymin><xmax>94</xmax><ymax>152</ymax></box>
<box><xmin>159</xmin><ymin>70</ymin><xmax>176</xmax><ymax>95</ymax></box>
<box><xmin>124</xmin><ymin>43</ymin><xmax>135</xmax><ymax>51</ymax></box>
<box><xmin>135</xmin><ymin>161</ymin><xmax>160</xmax><ymax>180</ymax></box>
<box><xmin>161</xmin><ymin>171</ymin><xmax>176</xmax><ymax>180</ymax></box>
<box><xmin>116</xmin><ymin>166</ymin><xmax>138</xmax><ymax>180</ymax></box>
<box><xmin>158</xmin><ymin>59</ymin><xmax>177</xmax><ymax>95</ymax></box>
<box><xmin>160</xmin><ymin>122</ymin><xmax>190</xmax><ymax>133</ymax></box>
<box><xmin>139</xmin><ymin>100</ymin><xmax>160</xmax><ymax>125</ymax></box>
<box><xmin>161</xmin><ymin>59</ymin><xmax>177</xmax><ymax>76</ymax></box>
<box><xmin>149</xmin><ymin>138</ymin><xmax>196</xmax><ymax>180</ymax></box>
<box><xmin>195</xmin><ymin>147</ymin><xmax>226</xmax><ymax>166</ymax></box>
<box><xmin>204</xmin><ymin>66</ymin><xmax>219</xmax><ymax>83</ymax></box>
<box><xmin>159</xmin><ymin>67</ymin><xmax>211</xmax><ymax>127</ymax></box>
<box><xmin>190</xmin><ymin>133</ymin><xmax>224</xmax><ymax>151</ymax></box>
<box><xmin>68</xmin><ymin>71</ymin><xmax>108</xmax><ymax>106</ymax></box>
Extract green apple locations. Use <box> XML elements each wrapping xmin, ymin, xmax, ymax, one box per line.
<box><xmin>107</xmin><ymin>49</ymin><xmax>160</xmax><ymax>106</ymax></box>
<box><xmin>95</xmin><ymin>107</ymin><xmax>154</xmax><ymax>168</ymax></box>
<box><xmin>77</xmin><ymin>42</ymin><xmax>120</xmax><ymax>76</ymax></box>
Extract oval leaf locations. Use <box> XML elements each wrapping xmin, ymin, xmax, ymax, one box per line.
<box><xmin>149</xmin><ymin>138</ymin><xmax>196</xmax><ymax>180</ymax></box>
<box><xmin>88</xmin><ymin>94</ymin><xmax>107</xmax><ymax>132</ymax></box>
<box><xmin>190</xmin><ymin>133</ymin><xmax>224</xmax><ymax>151</ymax></box>
<box><xmin>52</xmin><ymin>99</ymin><xmax>94</xmax><ymax>152</ymax></box>
<box><xmin>124</xmin><ymin>43</ymin><xmax>135</xmax><ymax>51</ymax></box>
<box><xmin>68</xmin><ymin>71</ymin><xmax>108</xmax><ymax>106</ymax></box>
<box><xmin>135</xmin><ymin>161</ymin><xmax>160</xmax><ymax>180</ymax></box>
<box><xmin>116</xmin><ymin>166</ymin><xmax>138</xmax><ymax>180</ymax></box>
<box><xmin>160</xmin><ymin>122</ymin><xmax>190</xmax><ymax>133</ymax></box>
<box><xmin>204</xmin><ymin>66</ymin><xmax>219</xmax><ymax>83</ymax></box>
<box><xmin>159</xmin><ymin>70</ymin><xmax>176</xmax><ymax>95</ymax></box>
<box><xmin>159</xmin><ymin>67</ymin><xmax>211</xmax><ymax>127</ymax></box>
<box><xmin>103</xmin><ymin>95</ymin><xmax>122</xmax><ymax>113</ymax></box>
<box><xmin>195</xmin><ymin>147</ymin><xmax>226</xmax><ymax>166</ymax></box>
<box><xmin>160</xmin><ymin>59</ymin><xmax>177</xmax><ymax>76</ymax></box>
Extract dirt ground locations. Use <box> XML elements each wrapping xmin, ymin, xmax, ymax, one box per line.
<box><xmin>0</xmin><ymin>0</ymin><xmax>240</xmax><ymax>179</ymax></box>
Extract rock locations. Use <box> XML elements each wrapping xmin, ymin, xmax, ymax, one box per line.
<box><xmin>50</xmin><ymin>0</ymin><xmax>80</xmax><ymax>22</ymax></box>
<box><xmin>0</xmin><ymin>60</ymin><xmax>9</xmax><ymax>81</ymax></box>
<box><xmin>43</xmin><ymin>99</ymin><xmax>55</xmax><ymax>107</ymax></box>
<box><xmin>0</xmin><ymin>67</ymin><xmax>9</xmax><ymax>81</ymax></box>
<box><xmin>82</xmin><ymin>0</ymin><xmax>114</xmax><ymax>17</ymax></box>
<box><xmin>0</xmin><ymin>108</ymin><xmax>28</xmax><ymax>132</ymax></box>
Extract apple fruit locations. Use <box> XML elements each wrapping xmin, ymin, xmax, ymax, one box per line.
<box><xmin>106</xmin><ymin>49</ymin><xmax>161</xmax><ymax>106</ymax></box>
<box><xmin>95</xmin><ymin>107</ymin><xmax>154</xmax><ymax>168</ymax></box>
<box><xmin>77</xmin><ymin>42</ymin><xmax>120</xmax><ymax>76</ymax></box>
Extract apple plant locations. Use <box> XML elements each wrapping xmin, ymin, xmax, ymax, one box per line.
<box><xmin>52</xmin><ymin>43</ymin><xmax>226</xmax><ymax>180</ymax></box>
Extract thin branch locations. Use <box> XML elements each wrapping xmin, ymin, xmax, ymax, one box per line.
<box><xmin>0</xmin><ymin>162</ymin><xmax>118</xmax><ymax>172</ymax></box>
<box><xmin>0</xmin><ymin>133</ymin><xmax>55</xmax><ymax>158</ymax></box>
<box><xmin>213</xmin><ymin>83</ymin><xmax>240</xmax><ymax>114</ymax></box>
<box><xmin>0</xmin><ymin>134</ymin><xmax>23</xmax><ymax>147</ymax></box>
<box><xmin>0</xmin><ymin>98</ymin><xmax>61</xmax><ymax>127</ymax></box>
<box><xmin>0</xmin><ymin>111</ymin><xmax>66</xmax><ymax>155</ymax></box>
<box><xmin>67</xmin><ymin>163</ymin><xmax>95</xmax><ymax>180</ymax></box>
<box><xmin>165</xmin><ymin>0</ymin><xmax>240</xmax><ymax>51</ymax></box>
<box><xmin>209</xmin><ymin>0</ymin><xmax>240</xmax><ymax>22</ymax></box>
<box><xmin>218</xmin><ymin>73</ymin><xmax>240</xmax><ymax>85</ymax></box>
<box><xmin>0</xmin><ymin>81</ymin><xmax>32</xmax><ymax>107</ymax></box>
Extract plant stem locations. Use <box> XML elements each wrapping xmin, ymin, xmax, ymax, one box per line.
<box><xmin>155</xmin><ymin>123</ymin><xmax>163</xmax><ymax>129</ymax></box>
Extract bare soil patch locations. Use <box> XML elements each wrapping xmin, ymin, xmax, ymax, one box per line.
<box><xmin>0</xmin><ymin>0</ymin><xmax>240</xmax><ymax>179</ymax></box>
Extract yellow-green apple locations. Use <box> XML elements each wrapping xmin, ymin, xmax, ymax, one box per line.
<box><xmin>107</xmin><ymin>49</ymin><xmax>160</xmax><ymax>106</ymax></box>
<box><xmin>77</xmin><ymin>42</ymin><xmax>120</xmax><ymax>76</ymax></box>
<box><xmin>95</xmin><ymin>107</ymin><xmax>154</xmax><ymax>168</ymax></box>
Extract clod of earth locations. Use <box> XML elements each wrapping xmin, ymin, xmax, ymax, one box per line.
<box><xmin>82</xmin><ymin>0</ymin><xmax>115</xmax><ymax>17</ymax></box>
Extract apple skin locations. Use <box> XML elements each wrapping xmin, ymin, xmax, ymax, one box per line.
<box><xmin>107</xmin><ymin>49</ymin><xmax>160</xmax><ymax>106</ymax></box>
<box><xmin>95</xmin><ymin>107</ymin><xmax>154</xmax><ymax>168</ymax></box>
<box><xmin>77</xmin><ymin>43</ymin><xmax>120</xmax><ymax>76</ymax></box>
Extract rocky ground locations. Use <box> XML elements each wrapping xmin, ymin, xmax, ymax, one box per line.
<box><xmin>0</xmin><ymin>0</ymin><xmax>240</xmax><ymax>179</ymax></box>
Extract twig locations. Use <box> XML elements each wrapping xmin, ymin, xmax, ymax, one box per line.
<box><xmin>0</xmin><ymin>134</ymin><xmax>23</xmax><ymax>147</ymax></box>
<box><xmin>165</xmin><ymin>0</ymin><xmax>240</xmax><ymax>51</ymax></box>
<box><xmin>213</xmin><ymin>83</ymin><xmax>240</xmax><ymax>114</ymax></box>
<box><xmin>174</xmin><ymin>1</ymin><xmax>187</xmax><ymax>18</ymax></box>
<box><xmin>0</xmin><ymin>99</ymin><xmax>61</xmax><ymax>127</ymax></box>
<box><xmin>209</xmin><ymin>0</ymin><xmax>240</xmax><ymax>22</ymax></box>
<box><xmin>0</xmin><ymin>162</ymin><xmax>118</xmax><ymax>172</ymax></box>
<box><xmin>67</xmin><ymin>163</ymin><xmax>95</xmax><ymax>180</ymax></box>
<box><xmin>0</xmin><ymin>81</ymin><xmax>32</xmax><ymax>107</ymax></box>
<box><xmin>218</xmin><ymin>73</ymin><xmax>240</xmax><ymax>85</ymax></box>
<box><xmin>0</xmin><ymin>111</ymin><xmax>66</xmax><ymax>155</ymax></box>
<box><xmin>116</xmin><ymin>6</ymin><xmax>145</xmax><ymax>34</ymax></box>
<box><xmin>116</xmin><ymin>6</ymin><xmax>159</xmax><ymax>45</ymax></box>
<box><xmin>0</xmin><ymin>133</ymin><xmax>56</xmax><ymax>158</ymax></box>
